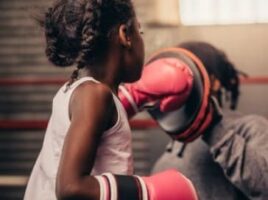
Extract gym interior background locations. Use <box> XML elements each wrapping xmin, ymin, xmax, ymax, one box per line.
<box><xmin>0</xmin><ymin>0</ymin><xmax>267</xmax><ymax>199</ymax></box>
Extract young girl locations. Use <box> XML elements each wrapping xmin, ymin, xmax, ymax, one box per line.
<box><xmin>24</xmin><ymin>0</ymin><xmax>144</xmax><ymax>199</ymax></box>
<box><xmin>24</xmin><ymin>1</ymin><xmax>198</xmax><ymax>199</ymax></box>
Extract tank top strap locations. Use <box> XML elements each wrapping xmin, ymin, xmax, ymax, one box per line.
<box><xmin>57</xmin><ymin>76</ymin><xmax>99</xmax><ymax>95</ymax></box>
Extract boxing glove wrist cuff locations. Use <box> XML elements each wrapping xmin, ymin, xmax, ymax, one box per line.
<box><xmin>115</xmin><ymin>175</ymin><xmax>142</xmax><ymax>200</ymax></box>
<box><xmin>101</xmin><ymin>173</ymin><xmax>146</xmax><ymax>200</ymax></box>
<box><xmin>94</xmin><ymin>176</ymin><xmax>108</xmax><ymax>200</ymax></box>
<box><xmin>134</xmin><ymin>175</ymin><xmax>149</xmax><ymax>200</ymax></box>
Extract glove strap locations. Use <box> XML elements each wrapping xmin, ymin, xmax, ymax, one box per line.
<box><xmin>96</xmin><ymin>173</ymin><xmax>150</xmax><ymax>200</ymax></box>
<box><xmin>119</xmin><ymin>85</ymin><xmax>139</xmax><ymax>115</ymax></box>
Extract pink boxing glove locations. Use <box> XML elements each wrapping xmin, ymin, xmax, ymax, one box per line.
<box><xmin>119</xmin><ymin>58</ymin><xmax>193</xmax><ymax>118</ymax></box>
<box><xmin>140</xmin><ymin>169</ymin><xmax>198</xmax><ymax>200</ymax></box>
<box><xmin>97</xmin><ymin>169</ymin><xmax>198</xmax><ymax>200</ymax></box>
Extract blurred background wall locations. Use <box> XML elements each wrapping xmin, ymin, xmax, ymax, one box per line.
<box><xmin>0</xmin><ymin>0</ymin><xmax>267</xmax><ymax>199</ymax></box>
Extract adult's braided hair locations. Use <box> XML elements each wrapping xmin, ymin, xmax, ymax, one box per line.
<box><xmin>179</xmin><ymin>41</ymin><xmax>242</xmax><ymax>110</ymax></box>
<box><xmin>42</xmin><ymin>0</ymin><xmax>135</xmax><ymax>85</ymax></box>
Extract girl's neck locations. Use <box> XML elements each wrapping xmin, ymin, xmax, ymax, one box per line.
<box><xmin>85</xmin><ymin>61</ymin><xmax>121</xmax><ymax>94</ymax></box>
<box><xmin>84</xmin><ymin>44</ymin><xmax>123</xmax><ymax>94</ymax></box>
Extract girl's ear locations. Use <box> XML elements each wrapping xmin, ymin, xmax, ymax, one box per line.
<box><xmin>118</xmin><ymin>24</ymin><xmax>131</xmax><ymax>49</ymax></box>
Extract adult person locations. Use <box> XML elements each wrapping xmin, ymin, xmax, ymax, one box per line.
<box><xmin>119</xmin><ymin>41</ymin><xmax>268</xmax><ymax>199</ymax></box>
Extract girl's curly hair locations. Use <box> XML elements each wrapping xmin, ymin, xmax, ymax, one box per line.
<box><xmin>39</xmin><ymin>0</ymin><xmax>135</xmax><ymax>84</ymax></box>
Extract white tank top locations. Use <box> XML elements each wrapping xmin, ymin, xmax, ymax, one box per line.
<box><xmin>24</xmin><ymin>77</ymin><xmax>133</xmax><ymax>200</ymax></box>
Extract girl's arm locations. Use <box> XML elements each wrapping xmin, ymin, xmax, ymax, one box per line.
<box><xmin>56</xmin><ymin>81</ymin><xmax>115</xmax><ymax>200</ymax></box>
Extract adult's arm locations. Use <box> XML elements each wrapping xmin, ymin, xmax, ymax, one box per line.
<box><xmin>203</xmin><ymin>110</ymin><xmax>268</xmax><ymax>200</ymax></box>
